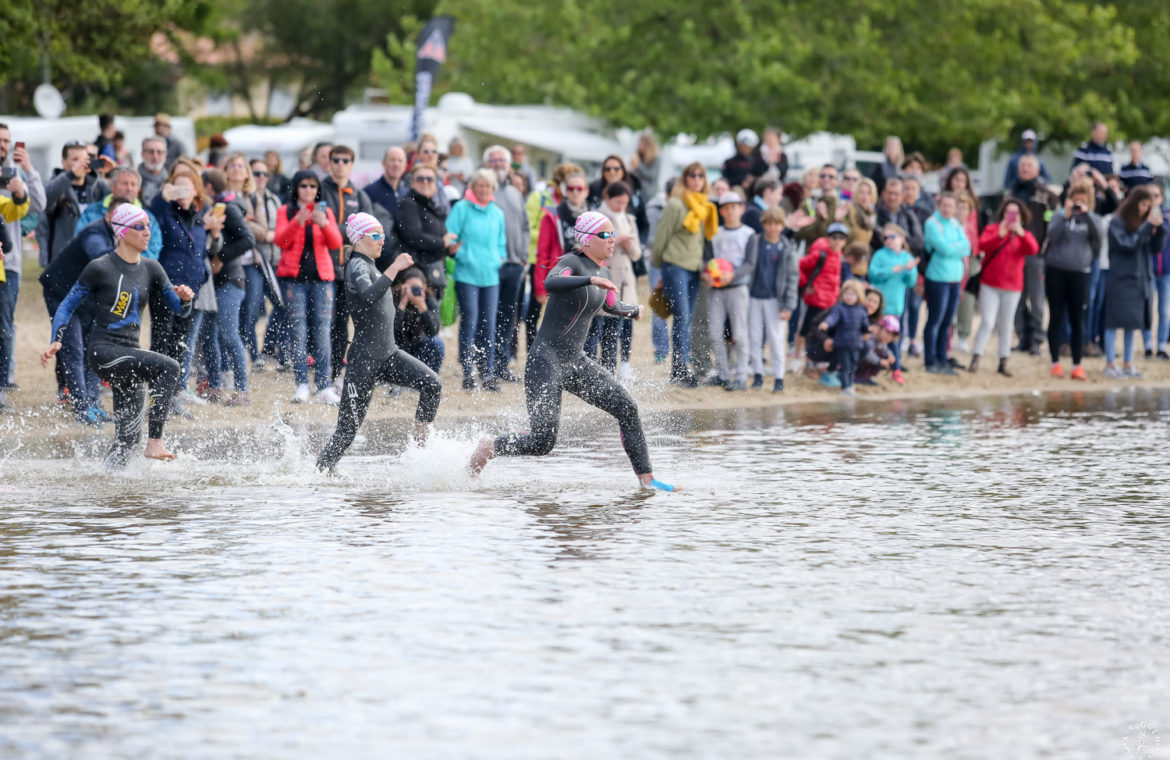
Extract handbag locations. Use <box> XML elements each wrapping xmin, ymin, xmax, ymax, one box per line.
<box><xmin>649</xmin><ymin>285</ymin><xmax>672</xmax><ymax>319</ymax></box>
<box><xmin>964</xmin><ymin>236</ymin><xmax>1013</xmax><ymax>296</ymax></box>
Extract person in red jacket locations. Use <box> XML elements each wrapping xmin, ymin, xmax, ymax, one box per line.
<box><xmin>274</xmin><ymin>170</ymin><xmax>344</xmax><ymax>404</ymax></box>
<box><xmin>534</xmin><ymin>170</ymin><xmax>589</xmax><ymax>302</ymax></box>
<box><xmin>968</xmin><ymin>199</ymin><xmax>1039</xmax><ymax>376</ymax></box>
<box><xmin>794</xmin><ymin>222</ymin><xmax>846</xmax><ymax>361</ymax></box>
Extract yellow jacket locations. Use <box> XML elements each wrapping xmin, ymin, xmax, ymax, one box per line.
<box><xmin>0</xmin><ymin>193</ymin><xmax>30</xmax><ymax>283</ymax></box>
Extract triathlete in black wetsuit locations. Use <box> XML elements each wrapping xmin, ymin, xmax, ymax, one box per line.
<box><xmin>43</xmin><ymin>205</ymin><xmax>195</xmax><ymax>467</ymax></box>
<box><xmin>317</xmin><ymin>213</ymin><xmax>442</xmax><ymax>472</ymax></box>
<box><xmin>470</xmin><ymin>211</ymin><xmax>675</xmax><ymax>490</ymax></box>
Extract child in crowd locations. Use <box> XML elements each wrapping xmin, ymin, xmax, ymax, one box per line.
<box><xmin>746</xmin><ymin>207</ymin><xmax>799</xmax><ymax>392</ymax></box>
<box><xmin>866</xmin><ymin>223</ymin><xmax>919</xmax><ymax>384</ymax></box>
<box><xmin>703</xmin><ymin>191</ymin><xmax>756</xmax><ymax>390</ymax></box>
<box><xmin>795</xmin><ymin>221</ymin><xmax>847</xmax><ymax>364</ymax></box>
<box><xmin>856</xmin><ymin>314</ymin><xmax>900</xmax><ymax>385</ymax></box>
<box><xmin>818</xmin><ymin>279</ymin><xmax>870</xmax><ymax>395</ymax></box>
<box><xmin>841</xmin><ymin>242</ymin><xmax>870</xmax><ymax>283</ymax></box>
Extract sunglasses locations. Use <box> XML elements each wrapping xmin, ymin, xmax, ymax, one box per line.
<box><xmin>366</xmin><ymin>232</ymin><xmax>385</xmax><ymax>242</ymax></box>
<box><xmin>115</xmin><ymin>222</ymin><xmax>151</xmax><ymax>232</ymax></box>
<box><xmin>566</xmin><ymin>185</ymin><xmax>587</xmax><ymax>192</ymax></box>
<box><xmin>686</xmin><ymin>172</ymin><xmax>705</xmax><ymax>179</ymax></box>
<box><xmin>604</xmin><ymin>165</ymin><xmax>622</xmax><ymax>172</ymax></box>
<box><xmin>331</xmin><ymin>157</ymin><xmax>352</xmax><ymax>164</ymax></box>
<box><xmin>252</xmin><ymin>170</ymin><xmax>269</xmax><ymax>178</ymax></box>
<box><xmin>413</xmin><ymin>176</ymin><xmax>436</xmax><ymax>184</ymax></box>
<box><xmin>595</xmin><ymin>231</ymin><xmax>616</xmax><ymax>239</ymax></box>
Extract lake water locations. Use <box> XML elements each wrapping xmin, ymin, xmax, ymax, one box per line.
<box><xmin>2</xmin><ymin>388</ymin><xmax>1169</xmax><ymax>759</ymax></box>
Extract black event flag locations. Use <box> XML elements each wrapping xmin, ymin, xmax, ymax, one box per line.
<box><xmin>410</xmin><ymin>16</ymin><xmax>456</xmax><ymax>142</ymax></box>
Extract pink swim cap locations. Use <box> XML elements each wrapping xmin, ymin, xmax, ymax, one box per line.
<box><xmin>110</xmin><ymin>204</ymin><xmax>149</xmax><ymax>240</ymax></box>
<box><xmin>345</xmin><ymin>212</ymin><xmax>382</xmax><ymax>242</ymax></box>
<box><xmin>573</xmin><ymin>211</ymin><xmax>610</xmax><ymax>246</ymax></box>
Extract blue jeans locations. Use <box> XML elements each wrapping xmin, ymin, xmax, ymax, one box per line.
<box><xmin>1088</xmin><ymin>259</ymin><xmax>1106</xmax><ymax>347</ymax></box>
<box><xmin>1104</xmin><ymin>329</ymin><xmax>1136</xmax><ymax>364</ymax></box>
<box><xmin>1146</xmin><ymin>272</ymin><xmax>1170</xmax><ymax>350</ymax></box>
<box><xmin>215</xmin><ymin>283</ymin><xmax>248</xmax><ymax>392</ymax></box>
<box><xmin>405</xmin><ymin>336</ymin><xmax>445</xmax><ymax>374</ymax></box>
<box><xmin>241</xmin><ymin>264</ymin><xmax>267</xmax><ymax>361</ymax></box>
<box><xmin>455</xmin><ymin>281</ymin><xmax>499</xmax><ymax>380</ymax></box>
<box><xmin>647</xmin><ymin>263</ymin><xmax>670</xmax><ymax>360</ymax></box>
<box><xmin>1</xmin><ymin>268</ymin><xmax>19</xmax><ymax>385</ymax></box>
<box><xmin>661</xmin><ymin>262</ymin><xmax>700</xmax><ymax>377</ymax></box>
<box><xmin>494</xmin><ymin>262</ymin><xmax>525</xmax><ymax>373</ymax></box>
<box><xmin>903</xmin><ymin>287</ymin><xmax>922</xmax><ymax>344</ymax></box>
<box><xmin>181</xmin><ymin>310</ymin><xmax>205</xmax><ymax>389</ymax></box>
<box><xmin>923</xmin><ymin>279</ymin><xmax>961</xmax><ymax>367</ymax></box>
<box><xmin>196</xmin><ymin>308</ymin><xmax>222</xmax><ymax>389</ymax></box>
<box><xmin>284</xmin><ymin>279</ymin><xmax>334</xmax><ymax>389</ymax></box>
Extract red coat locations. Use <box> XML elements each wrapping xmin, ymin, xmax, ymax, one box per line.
<box><xmin>977</xmin><ymin>224</ymin><xmax>1039</xmax><ymax>293</ymax></box>
<box><xmin>797</xmin><ymin>238</ymin><xmax>842</xmax><ymax>310</ymax></box>
<box><xmin>534</xmin><ymin>208</ymin><xmax>567</xmax><ymax>299</ymax></box>
<box><xmin>274</xmin><ymin>205</ymin><xmax>344</xmax><ymax>281</ymax></box>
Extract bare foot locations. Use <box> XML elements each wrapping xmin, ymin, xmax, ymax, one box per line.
<box><xmin>469</xmin><ymin>436</ymin><xmax>496</xmax><ymax>475</ymax></box>
<box><xmin>143</xmin><ymin>438</ymin><xmax>176</xmax><ymax>462</ymax></box>
<box><xmin>412</xmin><ymin>421</ymin><xmax>430</xmax><ymax>446</ymax></box>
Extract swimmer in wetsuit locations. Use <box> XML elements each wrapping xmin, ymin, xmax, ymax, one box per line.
<box><xmin>470</xmin><ymin>211</ymin><xmax>676</xmax><ymax>491</ymax></box>
<box><xmin>316</xmin><ymin>213</ymin><xmax>442</xmax><ymax>472</ymax></box>
<box><xmin>42</xmin><ymin>204</ymin><xmax>195</xmax><ymax>467</ymax></box>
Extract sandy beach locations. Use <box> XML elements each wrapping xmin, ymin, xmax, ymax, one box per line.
<box><xmin>5</xmin><ymin>267</ymin><xmax>1170</xmax><ymax>442</ymax></box>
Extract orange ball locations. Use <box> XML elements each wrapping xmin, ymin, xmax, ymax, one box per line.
<box><xmin>706</xmin><ymin>258</ymin><xmax>735</xmax><ymax>288</ymax></box>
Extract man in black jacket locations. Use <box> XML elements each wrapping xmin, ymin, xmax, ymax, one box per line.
<box><xmin>321</xmin><ymin>144</ymin><xmax>375</xmax><ymax>385</ymax></box>
<box><xmin>873</xmin><ymin>178</ymin><xmax>924</xmax><ymax>257</ymax></box>
<box><xmin>38</xmin><ymin>143</ymin><xmax>110</xmax><ymax>266</ymax></box>
<box><xmin>1006</xmin><ymin>155</ymin><xmax>1060</xmax><ymax>354</ymax></box>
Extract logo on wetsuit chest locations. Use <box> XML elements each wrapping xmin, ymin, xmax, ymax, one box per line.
<box><xmin>112</xmin><ymin>290</ymin><xmax>131</xmax><ymax>317</ymax></box>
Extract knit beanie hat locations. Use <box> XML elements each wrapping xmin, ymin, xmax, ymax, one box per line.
<box><xmin>573</xmin><ymin>210</ymin><xmax>610</xmax><ymax>246</ymax></box>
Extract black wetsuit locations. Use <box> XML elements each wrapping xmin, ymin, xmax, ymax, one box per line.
<box><xmin>316</xmin><ymin>253</ymin><xmax>443</xmax><ymax>471</ymax></box>
<box><xmin>50</xmin><ymin>252</ymin><xmax>192</xmax><ymax>467</ymax></box>
<box><xmin>493</xmin><ymin>252</ymin><xmax>652</xmax><ymax>474</ymax></box>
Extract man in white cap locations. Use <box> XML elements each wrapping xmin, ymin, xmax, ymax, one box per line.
<box><xmin>1003</xmin><ymin>128</ymin><xmax>1051</xmax><ymax>190</ymax></box>
<box><xmin>722</xmin><ymin>129</ymin><xmax>768</xmax><ymax>192</ymax></box>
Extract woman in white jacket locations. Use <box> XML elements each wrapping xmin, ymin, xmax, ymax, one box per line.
<box><xmin>595</xmin><ymin>181</ymin><xmax>642</xmax><ymax>375</ymax></box>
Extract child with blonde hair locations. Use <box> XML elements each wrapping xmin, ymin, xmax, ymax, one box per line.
<box><xmin>818</xmin><ymin>279</ymin><xmax>871</xmax><ymax>395</ymax></box>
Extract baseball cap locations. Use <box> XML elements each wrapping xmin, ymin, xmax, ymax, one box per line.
<box><xmin>717</xmin><ymin>191</ymin><xmax>744</xmax><ymax>206</ymax></box>
<box><xmin>1021</xmin><ymin>129</ymin><xmax>1037</xmax><ymax>141</ymax></box>
<box><xmin>879</xmin><ymin>315</ymin><xmax>901</xmax><ymax>334</ymax></box>
<box><xmin>827</xmin><ymin>222</ymin><xmax>850</xmax><ymax>237</ymax></box>
<box><xmin>736</xmin><ymin>129</ymin><xmax>760</xmax><ymax>148</ymax></box>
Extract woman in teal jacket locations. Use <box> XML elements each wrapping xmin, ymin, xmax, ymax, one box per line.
<box><xmin>446</xmin><ymin>168</ymin><xmax>507</xmax><ymax>391</ymax></box>
<box><xmin>867</xmin><ymin>222</ymin><xmax>920</xmax><ymax>381</ymax></box>
<box><xmin>921</xmin><ymin>192</ymin><xmax>970</xmax><ymax>373</ymax></box>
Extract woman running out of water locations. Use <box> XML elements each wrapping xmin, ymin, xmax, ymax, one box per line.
<box><xmin>42</xmin><ymin>204</ymin><xmax>195</xmax><ymax>467</ymax></box>
<box><xmin>470</xmin><ymin>211</ymin><xmax>675</xmax><ymax>491</ymax></box>
<box><xmin>316</xmin><ymin>213</ymin><xmax>442</xmax><ymax>472</ymax></box>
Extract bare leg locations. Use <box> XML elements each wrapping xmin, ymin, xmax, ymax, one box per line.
<box><xmin>469</xmin><ymin>436</ymin><xmax>497</xmax><ymax>474</ymax></box>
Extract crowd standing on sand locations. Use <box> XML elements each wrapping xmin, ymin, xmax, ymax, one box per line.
<box><xmin>0</xmin><ymin>118</ymin><xmax>1166</xmax><ymax>476</ymax></box>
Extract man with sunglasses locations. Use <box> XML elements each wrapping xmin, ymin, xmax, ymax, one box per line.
<box><xmin>320</xmin><ymin>144</ymin><xmax>376</xmax><ymax>387</ymax></box>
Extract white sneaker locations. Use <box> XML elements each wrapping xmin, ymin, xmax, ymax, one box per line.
<box><xmin>619</xmin><ymin>362</ymin><xmax>634</xmax><ymax>379</ymax></box>
<box><xmin>180</xmin><ymin>390</ymin><xmax>208</xmax><ymax>407</ymax></box>
<box><xmin>957</xmin><ymin>338</ymin><xmax>970</xmax><ymax>353</ymax></box>
<box><xmin>292</xmin><ymin>384</ymin><xmax>310</xmax><ymax>403</ymax></box>
<box><xmin>316</xmin><ymin>387</ymin><xmax>341</xmax><ymax>405</ymax></box>
<box><xmin>331</xmin><ymin>376</ymin><xmax>344</xmax><ymax>394</ymax></box>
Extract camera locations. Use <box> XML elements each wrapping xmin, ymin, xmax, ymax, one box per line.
<box><xmin>1073</xmin><ymin>204</ymin><xmax>1087</xmax><ymax>214</ymax></box>
<box><xmin>411</xmin><ymin>285</ymin><xmax>423</xmax><ymax>297</ymax></box>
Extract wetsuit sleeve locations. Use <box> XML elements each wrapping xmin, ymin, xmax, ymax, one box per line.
<box><xmin>50</xmin><ymin>271</ymin><xmax>95</xmax><ymax>342</ymax></box>
<box><xmin>600</xmin><ymin>290</ymin><xmax>640</xmax><ymax>319</ymax></box>
<box><xmin>542</xmin><ymin>258</ymin><xmax>593</xmax><ymax>293</ymax></box>
<box><xmin>152</xmin><ymin>260</ymin><xmax>193</xmax><ymax>317</ymax></box>
<box><xmin>346</xmin><ymin>257</ymin><xmax>392</xmax><ymax>305</ymax></box>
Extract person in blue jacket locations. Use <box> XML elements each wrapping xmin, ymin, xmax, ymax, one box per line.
<box><xmin>921</xmin><ymin>193</ymin><xmax>971</xmax><ymax>374</ymax></box>
<box><xmin>74</xmin><ymin>167</ymin><xmax>162</xmax><ymax>259</ymax></box>
<box><xmin>866</xmin><ymin>223</ymin><xmax>920</xmax><ymax>383</ymax></box>
<box><xmin>446</xmin><ymin>168</ymin><xmax>507</xmax><ymax>391</ymax></box>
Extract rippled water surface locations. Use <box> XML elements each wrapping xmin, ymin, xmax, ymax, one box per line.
<box><xmin>3</xmin><ymin>389</ymin><xmax>1170</xmax><ymax>759</ymax></box>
